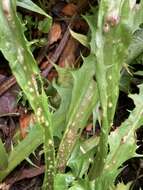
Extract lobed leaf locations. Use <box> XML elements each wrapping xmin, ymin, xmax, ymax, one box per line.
<box><xmin>88</xmin><ymin>0</ymin><xmax>143</xmax><ymax>180</ymax></box>
<box><xmin>0</xmin><ymin>1</ymin><xmax>54</xmax><ymax>189</ymax></box>
<box><xmin>0</xmin><ymin>125</ymin><xmax>43</xmax><ymax>181</ymax></box>
<box><xmin>94</xmin><ymin>84</ymin><xmax>143</xmax><ymax>189</ymax></box>
<box><xmin>56</xmin><ymin>55</ymin><xmax>99</xmax><ymax>172</ymax></box>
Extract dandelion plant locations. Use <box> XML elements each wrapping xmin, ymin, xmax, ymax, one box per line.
<box><xmin>0</xmin><ymin>0</ymin><xmax>143</xmax><ymax>189</ymax></box>
<box><xmin>86</xmin><ymin>0</ymin><xmax>143</xmax><ymax>180</ymax></box>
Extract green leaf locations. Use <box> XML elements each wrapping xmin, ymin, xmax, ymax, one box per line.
<box><xmin>120</xmin><ymin>69</ymin><xmax>132</xmax><ymax>93</ymax></box>
<box><xmin>56</xmin><ymin>55</ymin><xmax>99</xmax><ymax>172</ymax></box>
<box><xmin>38</xmin><ymin>18</ymin><xmax>52</xmax><ymax>33</ymax></box>
<box><xmin>115</xmin><ymin>182</ymin><xmax>131</xmax><ymax>190</ymax></box>
<box><xmin>54</xmin><ymin>174</ymin><xmax>68</xmax><ymax>190</ymax></box>
<box><xmin>69</xmin><ymin>179</ymin><xmax>95</xmax><ymax>190</ymax></box>
<box><xmin>17</xmin><ymin>0</ymin><xmax>52</xmax><ymax>34</ymax></box>
<box><xmin>52</xmin><ymin>65</ymin><xmax>73</xmax><ymax>138</ymax></box>
<box><xmin>134</xmin><ymin>70</ymin><xmax>143</xmax><ymax>76</ymax></box>
<box><xmin>128</xmin><ymin>29</ymin><xmax>143</xmax><ymax>64</ymax></box>
<box><xmin>99</xmin><ymin>84</ymin><xmax>143</xmax><ymax>188</ymax></box>
<box><xmin>17</xmin><ymin>0</ymin><xmax>51</xmax><ymax>19</ymax></box>
<box><xmin>68</xmin><ymin>146</ymin><xmax>95</xmax><ymax>178</ymax></box>
<box><xmin>0</xmin><ymin>139</ymin><xmax>8</xmax><ymax>171</ymax></box>
<box><xmin>67</xmin><ymin>136</ymin><xmax>99</xmax><ymax>178</ymax></box>
<box><xmin>70</xmin><ymin>29</ymin><xmax>89</xmax><ymax>48</ymax></box>
<box><xmin>0</xmin><ymin>125</ymin><xmax>43</xmax><ymax>181</ymax></box>
<box><xmin>0</xmin><ymin>1</ymin><xmax>54</xmax><ymax>188</ymax></box>
<box><xmin>54</xmin><ymin>173</ymin><xmax>75</xmax><ymax>190</ymax></box>
<box><xmin>88</xmin><ymin>0</ymin><xmax>143</xmax><ymax>181</ymax></box>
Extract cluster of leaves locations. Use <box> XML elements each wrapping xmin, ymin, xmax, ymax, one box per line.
<box><xmin>0</xmin><ymin>0</ymin><xmax>143</xmax><ymax>190</ymax></box>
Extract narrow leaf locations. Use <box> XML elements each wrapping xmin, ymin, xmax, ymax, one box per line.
<box><xmin>17</xmin><ymin>0</ymin><xmax>51</xmax><ymax>19</ymax></box>
<box><xmin>70</xmin><ymin>29</ymin><xmax>89</xmax><ymax>48</ymax></box>
<box><xmin>0</xmin><ymin>139</ymin><xmax>8</xmax><ymax>171</ymax></box>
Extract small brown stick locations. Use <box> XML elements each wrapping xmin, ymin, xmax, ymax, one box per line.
<box><xmin>5</xmin><ymin>165</ymin><xmax>45</xmax><ymax>187</ymax></box>
<box><xmin>37</xmin><ymin>17</ymin><xmax>74</xmax><ymax>65</ymax></box>
<box><xmin>41</xmin><ymin>27</ymin><xmax>71</xmax><ymax>77</ymax></box>
<box><xmin>0</xmin><ymin>76</ymin><xmax>16</xmax><ymax>97</ymax></box>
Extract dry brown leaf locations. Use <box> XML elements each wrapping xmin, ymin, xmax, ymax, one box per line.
<box><xmin>61</xmin><ymin>3</ymin><xmax>77</xmax><ymax>16</ymax></box>
<box><xmin>0</xmin><ymin>83</ymin><xmax>18</xmax><ymax>116</ymax></box>
<box><xmin>5</xmin><ymin>165</ymin><xmax>45</xmax><ymax>188</ymax></box>
<box><xmin>19</xmin><ymin>113</ymin><xmax>34</xmax><ymax>138</ymax></box>
<box><xmin>58</xmin><ymin>37</ymin><xmax>79</xmax><ymax>67</ymax></box>
<box><xmin>0</xmin><ymin>183</ymin><xmax>10</xmax><ymax>190</ymax></box>
<box><xmin>47</xmin><ymin>70</ymin><xmax>57</xmax><ymax>81</ymax></box>
<box><xmin>48</xmin><ymin>22</ymin><xmax>62</xmax><ymax>45</ymax></box>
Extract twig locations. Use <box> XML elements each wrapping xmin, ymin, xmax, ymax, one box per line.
<box><xmin>41</xmin><ymin>27</ymin><xmax>71</xmax><ymax>77</ymax></box>
<box><xmin>0</xmin><ymin>76</ymin><xmax>16</xmax><ymax>97</ymax></box>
